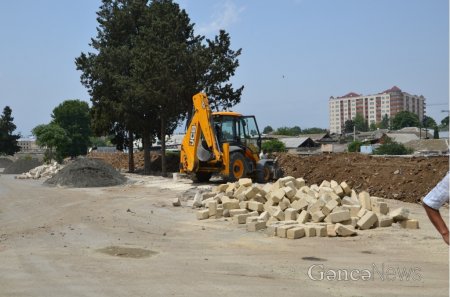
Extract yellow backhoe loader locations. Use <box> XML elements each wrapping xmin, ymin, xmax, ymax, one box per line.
<box><xmin>180</xmin><ymin>93</ymin><xmax>281</xmax><ymax>182</ymax></box>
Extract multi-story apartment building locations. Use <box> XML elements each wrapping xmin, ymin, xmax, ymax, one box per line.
<box><xmin>329</xmin><ymin>86</ymin><xmax>425</xmax><ymax>134</ymax></box>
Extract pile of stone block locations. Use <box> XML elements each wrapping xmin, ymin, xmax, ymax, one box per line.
<box><xmin>188</xmin><ymin>176</ymin><xmax>419</xmax><ymax>239</ymax></box>
<box><xmin>15</xmin><ymin>162</ymin><xmax>63</xmax><ymax>180</ymax></box>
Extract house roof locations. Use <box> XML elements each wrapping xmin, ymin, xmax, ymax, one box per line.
<box><xmin>297</xmin><ymin>133</ymin><xmax>331</xmax><ymax>141</ymax></box>
<box><xmin>385</xmin><ymin>133</ymin><xmax>419</xmax><ymax>144</ymax></box>
<box><xmin>382</xmin><ymin>86</ymin><xmax>402</xmax><ymax>93</ymax></box>
<box><xmin>279</xmin><ymin>137</ymin><xmax>313</xmax><ymax>148</ymax></box>
<box><xmin>337</xmin><ymin>92</ymin><xmax>361</xmax><ymax>99</ymax></box>
<box><xmin>405</xmin><ymin>139</ymin><xmax>449</xmax><ymax>152</ymax></box>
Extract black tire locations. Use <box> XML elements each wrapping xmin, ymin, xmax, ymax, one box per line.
<box><xmin>256</xmin><ymin>162</ymin><xmax>272</xmax><ymax>183</ymax></box>
<box><xmin>195</xmin><ymin>172</ymin><xmax>212</xmax><ymax>183</ymax></box>
<box><xmin>228</xmin><ymin>152</ymin><xmax>248</xmax><ymax>181</ymax></box>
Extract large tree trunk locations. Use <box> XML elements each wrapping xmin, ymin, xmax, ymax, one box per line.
<box><xmin>128</xmin><ymin>130</ymin><xmax>135</xmax><ymax>173</ymax></box>
<box><xmin>161</xmin><ymin>116</ymin><xmax>167</xmax><ymax>177</ymax></box>
<box><xmin>143</xmin><ymin>129</ymin><xmax>151</xmax><ymax>175</ymax></box>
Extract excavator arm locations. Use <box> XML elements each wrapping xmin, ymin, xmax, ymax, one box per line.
<box><xmin>180</xmin><ymin>93</ymin><xmax>224</xmax><ymax>173</ymax></box>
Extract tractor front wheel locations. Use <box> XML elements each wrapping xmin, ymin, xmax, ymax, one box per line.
<box><xmin>228</xmin><ymin>152</ymin><xmax>247</xmax><ymax>181</ymax></box>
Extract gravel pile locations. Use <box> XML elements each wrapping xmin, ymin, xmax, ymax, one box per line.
<box><xmin>3</xmin><ymin>158</ymin><xmax>43</xmax><ymax>174</ymax></box>
<box><xmin>44</xmin><ymin>158</ymin><xmax>127</xmax><ymax>188</ymax></box>
<box><xmin>0</xmin><ymin>157</ymin><xmax>13</xmax><ymax>168</ymax></box>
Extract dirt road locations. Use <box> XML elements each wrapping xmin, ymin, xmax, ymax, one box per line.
<box><xmin>0</xmin><ymin>174</ymin><xmax>448</xmax><ymax>296</ymax></box>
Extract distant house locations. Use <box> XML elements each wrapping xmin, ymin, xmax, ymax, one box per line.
<box><xmin>298</xmin><ymin>132</ymin><xmax>334</xmax><ymax>143</ymax></box>
<box><xmin>278</xmin><ymin>137</ymin><xmax>318</xmax><ymax>153</ymax></box>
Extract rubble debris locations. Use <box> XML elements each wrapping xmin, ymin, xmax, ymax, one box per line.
<box><xmin>15</xmin><ymin>162</ymin><xmax>62</xmax><ymax>180</ymax></box>
<box><xmin>187</xmin><ymin>176</ymin><xmax>419</xmax><ymax>240</ymax></box>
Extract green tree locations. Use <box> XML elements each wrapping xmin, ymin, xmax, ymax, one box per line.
<box><xmin>302</xmin><ymin>127</ymin><xmax>327</xmax><ymax>134</ymax></box>
<box><xmin>379</xmin><ymin>114</ymin><xmax>390</xmax><ymax>129</ymax></box>
<box><xmin>374</xmin><ymin>141</ymin><xmax>412</xmax><ymax>155</ymax></box>
<box><xmin>353</xmin><ymin>113</ymin><xmax>368</xmax><ymax>132</ymax></box>
<box><xmin>263</xmin><ymin>125</ymin><xmax>273</xmax><ymax>134</ymax></box>
<box><xmin>344</xmin><ymin>120</ymin><xmax>354</xmax><ymax>133</ymax></box>
<box><xmin>32</xmin><ymin>123</ymin><xmax>69</xmax><ymax>162</ymax></box>
<box><xmin>369</xmin><ymin>122</ymin><xmax>377</xmax><ymax>131</ymax></box>
<box><xmin>262</xmin><ymin>139</ymin><xmax>286</xmax><ymax>153</ymax></box>
<box><xmin>433</xmin><ymin>127</ymin><xmax>440</xmax><ymax>139</ymax></box>
<box><xmin>422</xmin><ymin>115</ymin><xmax>437</xmax><ymax>129</ymax></box>
<box><xmin>391</xmin><ymin>111</ymin><xmax>420</xmax><ymax>130</ymax></box>
<box><xmin>347</xmin><ymin>141</ymin><xmax>362</xmax><ymax>152</ymax></box>
<box><xmin>275</xmin><ymin>126</ymin><xmax>301</xmax><ymax>136</ymax></box>
<box><xmin>0</xmin><ymin>106</ymin><xmax>21</xmax><ymax>155</ymax></box>
<box><xmin>441</xmin><ymin>116</ymin><xmax>449</xmax><ymax>128</ymax></box>
<box><xmin>51</xmin><ymin>100</ymin><xmax>91</xmax><ymax>158</ymax></box>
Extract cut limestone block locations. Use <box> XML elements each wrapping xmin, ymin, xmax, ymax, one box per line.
<box><xmin>330</xmin><ymin>180</ymin><xmax>339</xmax><ymax>188</ymax></box>
<box><xmin>327</xmin><ymin>224</ymin><xmax>337</xmax><ymax>237</ymax></box>
<box><xmin>216</xmin><ymin>208</ymin><xmax>223</xmax><ymax>219</ymax></box>
<box><xmin>246</xmin><ymin>216</ymin><xmax>259</xmax><ymax>224</ymax></box>
<box><xmin>311</xmin><ymin>210</ymin><xmax>325</xmax><ymax>222</ymax></box>
<box><xmin>252</xmin><ymin>193</ymin><xmax>266</xmax><ymax>204</ymax></box>
<box><xmin>271</xmin><ymin>189</ymin><xmax>286</xmax><ymax>203</ymax></box>
<box><xmin>342</xmin><ymin>205</ymin><xmax>361</xmax><ymax>217</ymax></box>
<box><xmin>304</xmin><ymin>226</ymin><xmax>316</xmax><ymax>237</ymax></box>
<box><xmin>207</xmin><ymin>201</ymin><xmax>217</xmax><ymax>216</ymax></box>
<box><xmin>265</xmin><ymin>205</ymin><xmax>278</xmax><ymax>216</ymax></box>
<box><xmin>262</xmin><ymin>183</ymin><xmax>273</xmax><ymax>194</ymax></box>
<box><xmin>234</xmin><ymin>185</ymin><xmax>248</xmax><ymax>198</ymax></box>
<box><xmin>310</xmin><ymin>184</ymin><xmax>320</xmax><ymax>192</ymax></box>
<box><xmin>172</xmin><ymin>198</ymin><xmax>181</xmax><ymax>207</ymax></box>
<box><xmin>258</xmin><ymin>211</ymin><xmax>271</xmax><ymax>222</ymax></box>
<box><xmin>238</xmin><ymin>178</ymin><xmax>252</xmax><ymax>187</ymax></box>
<box><xmin>279</xmin><ymin>198</ymin><xmax>291</xmax><ymax>211</ymax></box>
<box><xmin>223</xmin><ymin>199</ymin><xmax>240</xmax><ymax>210</ymax></box>
<box><xmin>273</xmin><ymin>209</ymin><xmax>285</xmax><ymax>221</ymax></box>
<box><xmin>335</xmin><ymin>223</ymin><xmax>357</xmax><ymax>237</ymax></box>
<box><xmin>229</xmin><ymin>209</ymin><xmax>248</xmax><ymax>217</ymax></box>
<box><xmin>295</xmin><ymin>178</ymin><xmax>306</xmax><ymax>188</ymax></box>
<box><xmin>247</xmin><ymin>221</ymin><xmax>266</xmax><ymax>232</ymax></box>
<box><xmin>357</xmin><ymin>211</ymin><xmax>378</xmax><ymax>230</ymax></box>
<box><xmin>244</xmin><ymin>187</ymin><xmax>260</xmax><ymax>200</ymax></box>
<box><xmin>357</xmin><ymin>208</ymin><xmax>368</xmax><ymax>219</ymax></box>
<box><xmin>223</xmin><ymin>209</ymin><xmax>230</xmax><ymax>217</ymax></box>
<box><xmin>220</xmin><ymin>195</ymin><xmax>231</xmax><ymax>204</ymax></box>
<box><xmin>287</xmin><ymin>227</ymin><xmax>305</xmax><ymax>239</ymax></box>
<box><xmin>333</xmin><ymin>185</ymin><xmax>344</xmax><ymax>197</ymax></box>
<box><xmin>284</xmin><ymin>208</ymin><xmax>298</xmax><ymax>220</ymax></box>
<box><xmin>297</xmin><ymin>210</ymin><xmax>311</xmax><ymax>224</ymax></box>
<box><xmin>283</xmin><ymin>186</ymin><xmax>297</xmax><ymax>200</ymax></box>
<box><xmin>291</xmin><ymin>197</ymin><xmax>309</xmax><ymax>211</ymax></box>
<box><xmin>400</xmin><ymin>219</ymin><xmax>419</xmax><ymax>229</ymax></box>
<box><xmin>266</xmin><ymin>223</ymin><xmax>279</xmax><ymax>236</ymax></box>
<box><xmin>193</xmin><ymin>192</ymin><xmax>203</xmax><ymax>208</ymax></box>
<box><xmin>266</xmin><ymin>217</ymin><xmax>279</xmax><ymax>227</ymax></box>
<box><xmin>315</xmin><ymin>226</ymin><xmax>327</xmax><ymax>237</ymax></box>
<box><xmin>329</xmin><ymin>210</ymin><xmax>351</xmax><ymax>223</ymax></box>
<box><xmin>233</xmin><ymin>213</ymin><xmax>250</xmax><ymax>224</ymax></box>
<box><xmin>389</xmin><ymin>207</ymin><xmax>410</xmax><ymax>222</ymax></box>
<box><xmin>320</xmin><ymin>180</ymin><xmax>331</xmax><ymax>188</ymax></box>
<box><xmin>376</xmin><ymin>214</ymin><xmax>393</xmax><ymax>227</ymax></box>
<box><xmin>239</xmin><ymin>201</ymin><xmax>248</xmax><ymax>209</ymax></box>
<box><xmin>196</xmin><ymin>210</ymin><xmax>210</xmax><ymax>220</ymax></box>
<box><xmin>341</xmin><ymin>196</ymin><xmax>359</xmax><ymax>206</ymax></box>
<box><xmin>322</xmin><ymin>199</ymin><xmax>339</xmax><ymax>216</ymax></box>
<box><xmin>372</xmin><ymin>202</ymin><xmax>389</xmax><ymax>215</ymax></box>
<box><xmin>308</xmin><ymin>199</ymin><xmax>325</xmax><ymax>213</ymax></box>
<box><xmin>340</xmin><ymin>181</ymin><xmax>352</xmax><ymax>195</ymax></box>
<box><xmin>358</xmin><ymin>191</ymin><xmax>372</xmax><ymax>210</ymax></box>
<box><xmin>277</xmin><ymin>225</ymin><xmax>296</xmax><ymax>238</ymax></box>
<box><xmin>248</xmin><ymin>201</ymin><xmax>264</xmax><ymax>212</ymax></box>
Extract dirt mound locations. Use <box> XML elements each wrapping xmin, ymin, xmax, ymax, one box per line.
<box><xmin>3</xmin><ymin>158</ymin><xmax>43</xmax><ymax>174</ymax></box>
<box><xmin>88</xmin><ymin>151</ymin><xmax>179</xmax><ymax>173</ymax></box>
<box><xmin>0</xmin><ymin>157</ymin><xmax>13</xmax><ymax>168</ymax></box>
<box><xmin>45</xmin><ymin>158</ymin><xmax>126</xmax><ymax>188</ymax></box>
<box><xmin>276</xmin><ymin>153</ymin><xmax>448</xmax><ymax>203</ymax></box>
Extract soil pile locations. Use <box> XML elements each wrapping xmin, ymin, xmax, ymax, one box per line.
<box><xmin>276</xmin><ymin>153</ymin><xmax>448</xmax><ymax>203</ymax></box>
<box><xmin>3</xmin><ymin>158</ymin><xmax>42</xmax><ymax>174</ymax></box>
<box><xmin>88</xmin><ymin>151</ymin><xmax>179</xmax><ymax>172</ymax></box>
<box><xmin>45</xmin><ymin>158</ymin><xmax>126</xmax><ymax>187</ymax></box>
<box><xmin>0</xmin><ymin>157</ymin><xmax>13</xmax><ymax>168</ymax></box>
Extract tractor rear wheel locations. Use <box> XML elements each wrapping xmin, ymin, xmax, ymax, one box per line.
<box><xmin>195</xmin><ymin>172</ymin><xmax>212</xmax><ymax>183</ymax></box>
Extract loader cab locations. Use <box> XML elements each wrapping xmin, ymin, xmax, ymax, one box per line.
<box><xmin>212</xmin><ymin>112</ymin><xmax>262</xmax><ymax>155</ymax></box>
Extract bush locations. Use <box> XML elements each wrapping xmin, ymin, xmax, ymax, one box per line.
<box><xmin>347</xmin><ymin>141</ymin><xmax>363</xmax><ymax>152</ymax></box>
<box><xmin>374</xmin><ymin>141</ymin><xmax>413</xmax><ymax>155</ymax></box>
<box><xmin>262</xmin><ymin>139</ymin><xmax>286</xmax><ymax>153</ymax></box>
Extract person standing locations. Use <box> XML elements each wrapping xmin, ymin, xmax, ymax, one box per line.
<box><xmin>422</xmin><ymin>172</ymin><xmax>449</xmax><ymax>245</ymax></box>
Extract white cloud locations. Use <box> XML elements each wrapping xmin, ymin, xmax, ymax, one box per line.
<box><xmin>197</xmin><ymin>1</ymin><xmax>245</xmax><ymax>35</ymax></box>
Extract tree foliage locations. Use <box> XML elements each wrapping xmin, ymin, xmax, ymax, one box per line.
<box><xmin>0</xmin><ymin>106</ymin><xmax>21</xmax><ymax>155</ymax></box>
<box><xmin>441</xmin><ymin>116</ymin><xmax>449</xmax><ymax>128</ymax></box>
<box><xmin>344</xmin><ymin>120</ymin><xmax>354</xmax><ymax>133</ymax></box>
<box><xmin>302</xmin><ymin>127</ymin><xmax>328</xmax><ymax>134</ymax></box>
<box><xmin>51</xmin><ymin>100</ymin><xmax>91</xmax><ymax>158</ymax></box>
<box><xmin>76</xmin><ymin>0</ymin><xmax>243</xmax><ymax>175</ymax></box>
<box><xmin>32</xmin><ymin>123</ymin><xmax>69</xmax><ymax>162</ymax></box>
<box><xmin>275</xmin><ymin>126</ymin><xmax>301</xmax><ymax>136</ymax></box>
<box><xmin>353</xmin><ymin>113</ymin><xmax>368</xmax><ymax>132</ymax></box>
<box><xmin>262</xmin><ymin>139</ymin><xmax>286</xmax><ymax>153</ymax></box>
<box><xmin>379</xmin><ymin>114</ymin><xmax>390</xmax><ymax>129</ymax></box>
<box><xmin>391</xmin><ymin>111</ymin><xmax>420</xmax><ymax>130</ymax></box>
<box><xmin>347</xmin><ymin>141</ymin><xmax>362</xmax><ymax>152</ymax></box>
<box><xmin>422</xmin><ymin>115</ymin><xmax>437</xmax><ymax>128</ymax></box>
<box><xmin>262</xmin><ymin>125</ymin><xmax>273</xmax><ymax>134</ymax></box>
<box><xmin>374</xmin><ymin>140</ymin><xmax>412</xmax><ymax>155</ymax></box>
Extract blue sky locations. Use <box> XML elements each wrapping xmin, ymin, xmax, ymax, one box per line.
<box><xmin>0</xmin><ymin>0</ymin><xmax>448</xmax><ymax>136</ymax></box>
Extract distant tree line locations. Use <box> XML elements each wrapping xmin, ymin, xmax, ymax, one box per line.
<box><xmin>262</xmin><ymin>125</ymin><xmax>327</xmax><ymax>136</ymax></box>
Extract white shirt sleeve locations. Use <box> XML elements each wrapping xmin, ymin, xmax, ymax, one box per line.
<box><xmin>423</xmin><ymin>172</ymin><xmax>450</xmax><ymax>210</ymax></box>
